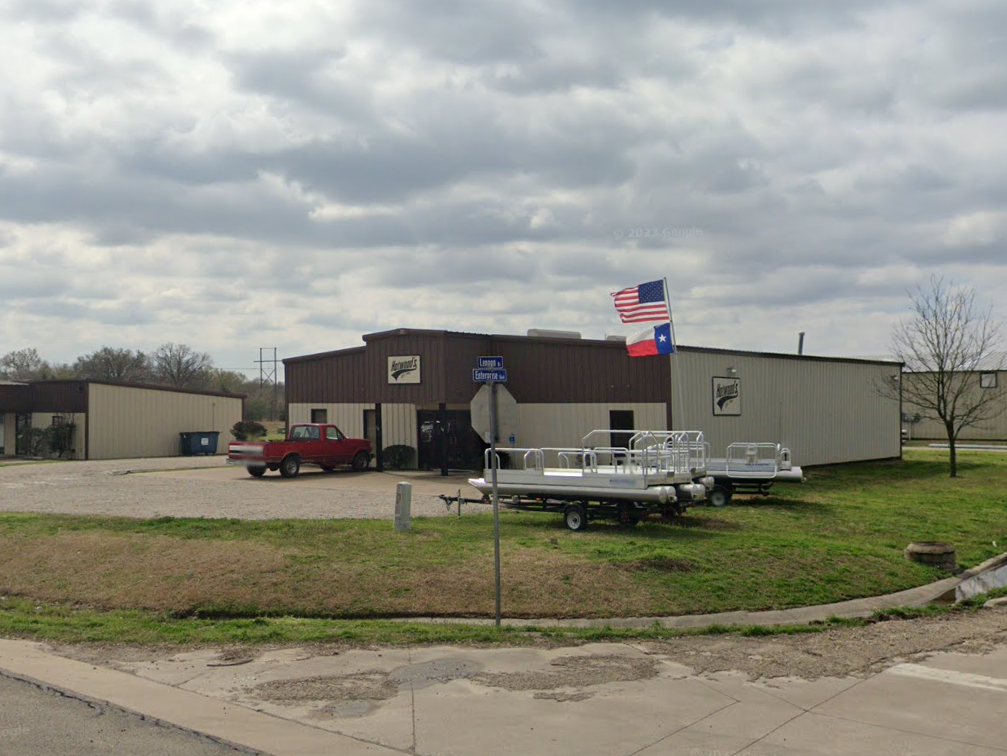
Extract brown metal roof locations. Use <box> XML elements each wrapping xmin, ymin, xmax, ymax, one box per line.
<box><xmin>284</xmin><ymin>329</ymin><xmax>671</xmax><ymax>405</ymax></box>
<box><xmin>0</xmin><ymin>380</ymin><xmax>245</xmax><ymax>412</ymax></box>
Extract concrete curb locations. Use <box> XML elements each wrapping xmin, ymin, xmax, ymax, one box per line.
<box><xmin>0</xmin><ymin>640</ymin><xmax>401</xmax><ymax>756</ymax></box>
<box><xmin>396</xmin><ymin>577</ymin><xmax>964</xmax><ymax>630</ymax></box>
<box><xmin>393</xmin><ymin>551</ymin><xmax>1007</xmax><ymax>631</ymax></box>
<box><xmin>951</xmin><ymin>552</ymin><xmax>1007</xmax><ymax>602</ymax></box>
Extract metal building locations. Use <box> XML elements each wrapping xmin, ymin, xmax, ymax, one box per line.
<box><xmin>284</xmin><ymin>329</ymin><xmax>902</xmax><ymax>469</ymax></box>
<box><xmin>902</xmin><ymin>362</ymin><xmax>1007</xmax><ymax>441</ymax></box>
<box><xmin>0</xmin><ymin>380</ymin><xmax>243</xmax><ymax>460</ymax></box>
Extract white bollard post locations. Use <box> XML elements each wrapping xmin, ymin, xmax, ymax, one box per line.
<box><xmin>394</xmin><ymin>482</ymin><xmax>412</xmax><ymax>531</ymax></box>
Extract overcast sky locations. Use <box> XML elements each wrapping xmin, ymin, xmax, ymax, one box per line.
<box><xmin>2</xmin><ymin>0</ymin><xmax>1005</xmax><ymax>378</ymax></box>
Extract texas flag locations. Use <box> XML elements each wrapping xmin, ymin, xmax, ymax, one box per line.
<box><xmin>626</xmin><ymin>322</ymin><xmax>675</xmax><ymax>357</ymax></box>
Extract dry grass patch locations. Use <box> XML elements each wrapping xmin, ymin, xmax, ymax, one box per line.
<box><xmin>0</xmin><ymin>531</ymin><xmax>664</xmax><ymax>618</ymax></box>
<box><xmin>0</xmin><ymin>533</ymin><xmax>287</xmax><ymax>614</ymax></box>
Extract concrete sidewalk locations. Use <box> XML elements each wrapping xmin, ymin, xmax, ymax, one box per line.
<box><xmin>2</xmin><ymin>632</ymin><xmax>1007</xmax><ymax>756</ymax></box>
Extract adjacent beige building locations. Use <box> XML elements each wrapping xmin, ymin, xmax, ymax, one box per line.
<box><xmin>0</xmin><ymin>380</ymin><xmax>243</xmax><ymax>460</ymax></box>
<box><xmin>903</xmin><ymin>368</ymin><xmax>1007</xmax><ymax>441</ymax></box>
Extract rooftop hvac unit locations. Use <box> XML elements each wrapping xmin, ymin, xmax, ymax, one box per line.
<box><xmin>526</xmin><ymin>329</ymin><xmax>582</xmax><ymax>339</ymax></box>
<box><xmin>604</xmin><ymin>334</ymin><xmax>627</xmax><ymax>342</ymax></box>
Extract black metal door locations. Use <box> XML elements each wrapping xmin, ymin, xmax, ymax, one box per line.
<box><xmin>14</xmin><ymin>413</ymin><xmax>31</xmax><ymax>456</ymax></box>
<box><xmin>609</xmin><ymin>409</ymin><xmax>635</xmax><ymax>449</ymax></box>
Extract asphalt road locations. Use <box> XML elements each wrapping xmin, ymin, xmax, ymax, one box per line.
<box><xmin>0</xmin><ymin>672</ymin><xmax>255</xmax><ymax>756</ymax></box>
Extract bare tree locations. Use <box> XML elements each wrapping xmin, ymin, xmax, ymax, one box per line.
<box><xmin>152</xmin><ymin>343</ymin><xmax>214</xmax><ymax>389</ymax></box>
<box><xmin>74</xmin><ymin>347</ymin><xmax>152</xmax><ymax>383</ymax></box>
<box><xmin>0</xmin><ymin>348</ymin><xmax>52</xmax><ymax>381</ymax></box>
<box><xmin>889</xmin><ymin>276</ymin><xmax>1005</xmax><ymax>477</ymax></box>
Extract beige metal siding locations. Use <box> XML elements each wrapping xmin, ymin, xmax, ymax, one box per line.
<box><xmin>87</xmin><ymin>384</ymin><xmax>243</xmax><ymax>460</ymax></box>
<box><xmin>2</xmin><ymin>412</ymin><xmax>14</xmax><ymax>455</ymax></box>
<box><xmin>381</xmin><ymin>403</ymin><xmax>418</xmax><ymax>451</ymax></box>
<box><xmin>905</xmin><ymin>370</ymin><xmax>1007</xmax><ymax>440</ymax></box>
<box><xmin>673</xmin><ymin>353</ymin><xmax>901</xmax><ymax>467</ymax></box>
<box><xmin>288</xmin><ymin>402</ymin><xmax>418</xmax><ymax>450</ymax></box>
<box><xmin>287</xmin><ymin>403</ymin><xmax>372</xmax><ymax>438</ymax></box>
<box><xmin>516</xmin><ymin>403</ymin><xmax>668</xmax><ymax>449</ymax></box>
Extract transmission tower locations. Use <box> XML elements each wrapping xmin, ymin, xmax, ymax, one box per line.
<box><xmin>255</xmin><ymin>348</ymin><xmax>279</xmax><ymax>421</ymax></box>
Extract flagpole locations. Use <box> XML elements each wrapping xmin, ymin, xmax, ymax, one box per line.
<box><xmin>663</xmin><ymin>277</ymin><xmax>685</xmax><ymax>431</ymax></box>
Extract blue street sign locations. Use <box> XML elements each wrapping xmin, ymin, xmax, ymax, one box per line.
<box><xmin>477</xmin><ymin>356</ymin><xmax>503</xmax><ymax>369</ymax></box>
<box><xmin>473</xmin><ymin>368</ymin><xmax>508</xmax><ymax>382</ymax></box>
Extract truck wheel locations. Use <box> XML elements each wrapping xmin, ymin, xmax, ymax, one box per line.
<box><xmin>351</xmin><ymin>451</ymin><xmax>370</xmax><ymax>472</ymax></box>
<box><xmin>563</xmin><ymin>504</ymin><xmax>588</xmax><ymax>532</ymax></box>
<box><xmin>709</xmin><ymin>485</ymin><xmax>732</xmax><ymax>508</ymax></box>
<box><xmin>279</xmin><ymin>455</ymin><xmax>301</xmax><ymax>478</ymax></box>
<box><xmin>247</xmin><ymin>466</ymin><xmax>266</xmax><ymax>478</ymax></box>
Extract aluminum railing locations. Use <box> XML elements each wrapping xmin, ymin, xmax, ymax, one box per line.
<box><xmin>724</xmin><ymin>442</ymin><xmax>784</xmax><ymax>478</ymax></box>
<box><xmin>483</xmin><ymin>430</ymin><xmax>708</xmax><ymax>482</ymax></box>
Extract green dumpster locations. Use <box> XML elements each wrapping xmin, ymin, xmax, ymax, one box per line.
<box><xmin>179</xmin><ymin>431</ymin><xmax>220</xmax><ymax>456</ymax></box>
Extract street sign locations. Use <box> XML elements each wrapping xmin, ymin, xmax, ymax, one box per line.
<box><xmin>472</xmin><ymin>368</ymin><xmax>508</xmax><ymax>382</ymax></box>
<box><xmin>469</xmin><ymin>356</ymin><xmax>511</xmax><ymax>628</ymax></box>
<box><xmin>471</xmin><ymin>383</ymin><xmax>519</xmax><ymax>442</ymax></box>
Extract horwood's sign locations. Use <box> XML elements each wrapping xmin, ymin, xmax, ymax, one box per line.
<box><xmin>712</xmin><ymin>377</ymin><xmax>741</xmax><ymax>416</ymax></box>
<box><xmin>388</xmin><ymin>355</ymin><xmax>421</xmax><ymax>384</ymax></box>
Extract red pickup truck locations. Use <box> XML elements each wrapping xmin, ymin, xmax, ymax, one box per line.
<box><xmin>228</xmin><ymin>423</ymin><xmax>372</xmax><ymax>478</ymax></box>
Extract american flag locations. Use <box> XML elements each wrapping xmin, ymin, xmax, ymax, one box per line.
<box><xmin>612</xmin><ymin>280</ymin><xmax>668</xmax><ymax>323</ymax></box>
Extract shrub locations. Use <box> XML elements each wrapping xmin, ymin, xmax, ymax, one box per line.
<box><xmin>15</xmin><ymin>428</ymin><xmax>46</xmax><ymax>457</ymax></box>
<box><xmin>45</xmin><ymin>423</ymin><xmax>76</xmax><ymax>458</ymax></box>
<box><xmin>231</xmin><ymin>420</ymin><xmax>267</xmax><ymax>441</ymax></box>
<box><xmin>382</xmin><ymin>444</ymin><xmax>416</xmax><ymax>470</ymax></box>
<box><xmin>11</xmin><ymin>424</ymin><xmax>76</xmax><ymax>458</ymax></box>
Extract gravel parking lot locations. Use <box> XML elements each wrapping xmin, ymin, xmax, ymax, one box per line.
<box><xmin>0</xmin><ymin>457</ymin><xmax>477</xmax><ymax>520</ymax></box>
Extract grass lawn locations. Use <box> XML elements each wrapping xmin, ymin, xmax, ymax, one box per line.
<box><xmin>0</xmin><ymin>448</ymin><xmax>1004</xmax><ymax>642</ymax></box>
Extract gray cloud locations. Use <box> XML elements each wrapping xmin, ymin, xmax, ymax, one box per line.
<box><xmin>0</xmin><ymin>0</ymin><xmax>1005</xmax><ymax>369</ymax></box>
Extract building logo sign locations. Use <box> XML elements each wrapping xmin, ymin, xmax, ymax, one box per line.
<box><xmin>388</xmin><ymin>355</ymin><xmax>421</xmax><ymax>384</ymax></box>
<box><xmin>712</xmin><ymin>377</ymin><xmax>741</xmax><ymax>416</ymax></box>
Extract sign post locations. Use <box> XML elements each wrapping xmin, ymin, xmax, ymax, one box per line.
<box><xmin>473</xmin><ymin>356</ymin><xmax>507</xmax><ymax>627</ymax></box>
<box><xmin>488</xmin><ymin>378</ymin><xmax>501</xmax><ymax>626</ymax></box>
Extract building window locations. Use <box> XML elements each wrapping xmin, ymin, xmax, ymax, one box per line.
<box><xmin>980</xmin><ymin>373</ymin><xmax>998</xmax><ymax>389</ymax></box>
<box><xmin>311</xmin><ymin>408</ymin><xmax>328</xmax><ymax>423</ymax></box>
<box><xmin>51</xmin><ymin>415</ymin><xmax>64</xmax><ymax>426</ymax></box>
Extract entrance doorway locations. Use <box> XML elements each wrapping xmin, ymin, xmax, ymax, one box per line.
<box><xmin>417</xmin><ymin>410</ymin><xmax>484</xmax><ymax>471</ymax></box>
<box><xmin>609</xmin><ymin>409</ymin><xmax>635</xmax><ymax>449</ymax></box>
<box><xmin>14</xmin><ymin>413</ymin><xmax>31</xmax><ymax>456</ymax></box>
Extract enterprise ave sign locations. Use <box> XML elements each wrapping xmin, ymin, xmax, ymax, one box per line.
<box><xmin>472</xmin><ymin>368</ymin><xmax>508</xmax><ymax>382</ymax></box>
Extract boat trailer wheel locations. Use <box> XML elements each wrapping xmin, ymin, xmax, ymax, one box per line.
<box><xmin>563</xmin><ymin>504</ymin><xmax>588</xmax><ymax>532</ymax></box>
<box><xmin>709</xmin><ymin>485</ymin><xmax>733</xmax><ymax>507</ymax></box>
